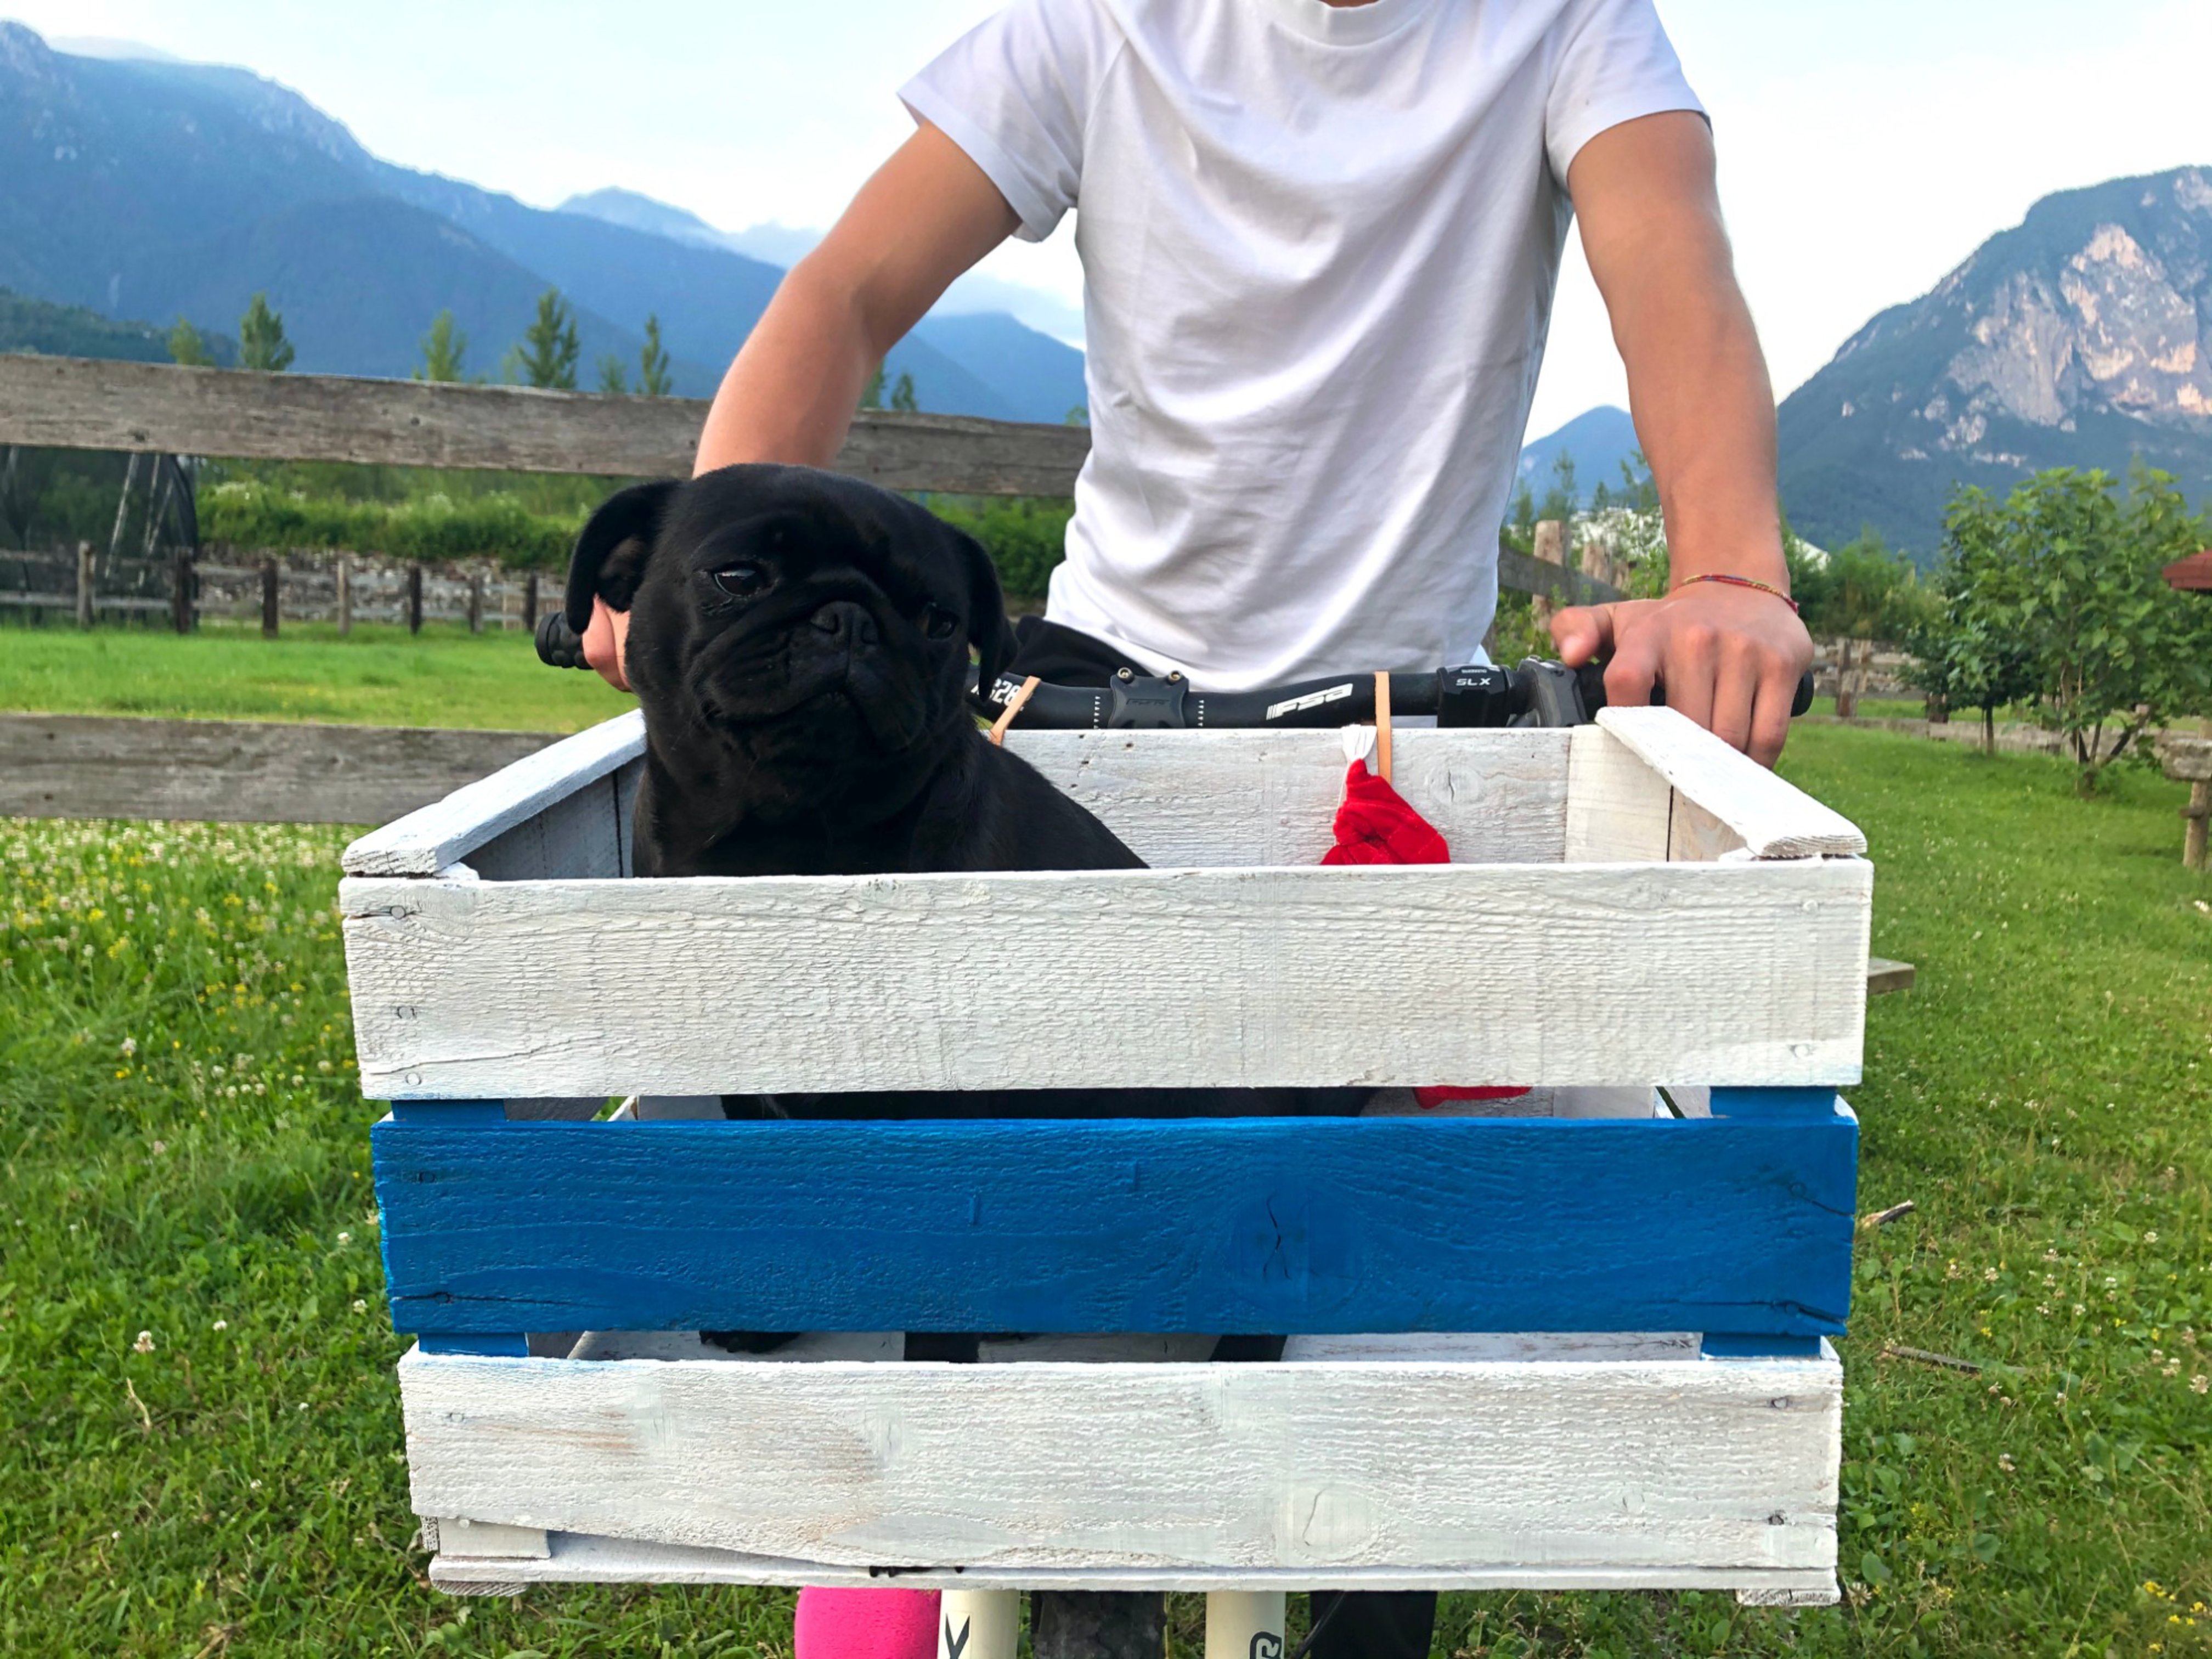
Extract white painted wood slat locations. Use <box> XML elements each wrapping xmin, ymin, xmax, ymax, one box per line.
<box><xmin>428</xmin><ymin>1530</ymin><xmax>1839</xmax><ymax>1600</ymax></box>
<box><xmin>1594</xmin><ymin>707</ymin><xmax>1866</xmax><ymax>860</ymax></box>
<box><xmin>399</xmin><ymin>1345</ymin><xmax>1841</xmax><ymax>1576</ymax></box>
<box><xmin>1008</xmin><ymin>728</ymin><xmax>1570</xmax><ymax>867</ymax></box>
<box><xmin>341</xmin><ymin>712</ymin><xmax>644</xmax><ymax>877</ymax></box>
<box><xmin>341</xmin><ymin>858</ymin><xmax>1870</xmax><ymax>1096</ymax></box>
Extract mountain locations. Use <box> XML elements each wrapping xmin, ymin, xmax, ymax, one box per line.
<box><xmin>0</xmin><ymin>24</ymin><xmax>1064</xmax><ymax>417</ymax></box>
<box><xmin>0</xmin><ymin>287</ymin><xmax>236</xmax><ymax>365</ymax></box>
<box><xmin>560</xmin><ymin>188</ymin><xmax>1089</xmax><ymax>347</ymax></box>
<box><xmin>1518</xmin><ymin>405</ymin><xmax>1640</xmax><ymax>502</ymax></box>
<box><xmin>558</xmin><ymin>188</ymin><xmax>1091</xmax><ymax>417</ymax></box>
<box><xmin>1778</xmin><ymin>167</ymin><xmax>2212</xmax><ymax>558</ymax></box>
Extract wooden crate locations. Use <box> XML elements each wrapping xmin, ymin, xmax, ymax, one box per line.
<box><xmin>341</xmin><ymin>706</ymin><xmax>1868</xmax><ymax>1606</ymax></box>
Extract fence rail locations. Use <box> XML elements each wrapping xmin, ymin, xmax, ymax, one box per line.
<box><xmin>0</xmin><ymin>354</ymin><xmax>1627</xmax><ymax>609</ymax></box>
<box><xmin>0</xmin><ymin>713</ymin><xmax>559</xmax><ymax>825</ymax></box>
<box><xmin>0</xmin><ymin>354</ymin><xmax>1093</xmax><ymax>496</ymax></box>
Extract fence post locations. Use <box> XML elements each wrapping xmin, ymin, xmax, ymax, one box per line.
<box><xmin>171</xmin><ymin>545</ymin><xmax>194</xmax><ymax>634</ymax></box>
<box><xmin>523</xmin><ymin>571</ymin><xmax>540</xmax><ymax>632</ymax></box>
<box><xmin>337</xmin><ymin>557</ymin><xmax>353</xmax><ymax>636</ymax></box>
<box><xmin>1531</xmin><ymin>518</ymin><xmax>1567</xmax><ymax>635</ymax></box>
<box><xmin>467</xmin><ymin>567</ymin><xmax>484</xmax><ymax>635</ymax></box>
<box><xmin>75</xmin><ymin>540</ymin><xmax>94</xmax><ymax>629</ymax></box>
<box><xmin>1834</xmin><ymin>638</ymin><xmax>1859</xmax><ymax>720</ymax></box>
<box><xmin>261</xmin><ymin>558</ymin><xmax>280</xmax><ymax>639</ymax></box>
<box><xmin>407</xmin><ymin>564</ymin><xmax>424</xmax><ymax>635</ymax></box>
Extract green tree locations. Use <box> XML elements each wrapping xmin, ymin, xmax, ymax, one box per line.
<box><xmin>890</xmin><ymin>370</ymin><xmax>919</xmax><ymax>413</ymax></box>
<box><xmin>596</xmin><ymin>354</ymin><xmax>629</xmax><ymax>395</ymax></box>
<box><xmin>1536</xmin><ymin>451</ymin><xmax>1578</xmax><ymax>523</ymax></box>
<box><xmin>237</xmin><ymin>292</ymin><xmax>295</xmax><ymax>373</ymax></box>
<box><xmin>507</xmin><ymin>288</ymin><xmax>580</xmax><ymax>390</ymax></box>
<box><xmin>1798</xmin><ymin>529</ymin><xmax>1927</xmax><ymax>643</ymax></box>
<box><xmin>414</xmin><ymin>311</ymin><xmax>469</xmax><ymax>382</ymax></box>
<box><xmin>1938</xmin><ymin>467</ymin><xmax>2212</xmax><ymax>788</ymax></box>
<box><xmin>1507</xmin><ymin>481</ymin><xmax>1537</xmax><ymax>548</ymax></box>
<box><xmin>637</xmin><ymin>315</ymin><xmax>673</xmax><ymax>397</ymax></box>
<box><xmin>167</xmin><ymin>318</ymin><xmax>214</xmax><ymax>368</ymax></box>
<box><xmin>859</xmin><ymin>366</ymin><xmax>886</xmax><ymax>411</ymax></box>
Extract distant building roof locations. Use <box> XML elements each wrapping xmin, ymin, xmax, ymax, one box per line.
<box><xmin>2165</xmin><ymin>551</ymin><xmax>2212</xmax><ymax>591</ymax></box>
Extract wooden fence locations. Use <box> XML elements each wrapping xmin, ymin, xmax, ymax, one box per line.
<box><xmin>0</xmin><ymin>354</ymin><xmax>1626</xmax><ymax>610</ymax></box>
<box><xmin>0</xmin><ymin>353</ymin><xmax>1626</xmax><ymax>823</ymax></box>
<box><xmin>2</xmin><ymin>545</ymin><xmax>550</xmax><ymax>633</ymax></box>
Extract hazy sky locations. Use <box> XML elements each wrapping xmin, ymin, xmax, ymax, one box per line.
<box><xmin>16</xmin><ymin>1</ymin><xmax>2212</xmax><ymax>439</ymax></box>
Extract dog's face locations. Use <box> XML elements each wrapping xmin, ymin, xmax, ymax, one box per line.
<box><xmin>566</xmin><ymin>464</ymin><xmax>1017</xmax><ymax>826</ymax></box>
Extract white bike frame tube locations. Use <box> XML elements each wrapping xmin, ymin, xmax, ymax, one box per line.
<box><xmin>1205</xmin><ymin>1590</ymin><xmax>1289</xmax><ymax>1659</ymax></box>
<box><xmin>936</xmin><ymin>1588</ymin><xmax>1020</xmax><ymax>1659</ymax></box>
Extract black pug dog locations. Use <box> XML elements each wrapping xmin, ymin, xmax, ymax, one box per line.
<box><xmin>565</xmin><ymin>465</ymin><xmax>1364</xmax><ymax>1344</ymax></box>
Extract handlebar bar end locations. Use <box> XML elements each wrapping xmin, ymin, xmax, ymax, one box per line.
<box><xmin>535</xmin><ymin>611</ymin><xmax>590</xmax><ymax>671</ymax></box>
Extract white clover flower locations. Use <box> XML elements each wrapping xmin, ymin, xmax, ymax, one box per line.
<box><xmin>351</xmin><ymin>1299</ymin><xmax>368</xmax><ymax>1314</ymax></box>
<box><xmin>336</xmin><ymin>1232</ymin><xmax>351</xmax><ymax>1245</ymax></box>
<box><xmin>132</xmin><ymin>1331</ymin><xmax>155</xmax><ymax>1354</ymax></box>
<box><xmin>212</xmin><ymin>1319</ymin><xmax>228</xmax><ymax>1331</ymax></box>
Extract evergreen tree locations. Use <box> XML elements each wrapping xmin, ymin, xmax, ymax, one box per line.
<box><xmin>890</xmin><ymin>370</ymin><xmax>919</xmax><ymax>413</ymax></box>
<box><xmin>507</xmin><ymin>289</ymin><xmax>580</xmax><ymax>390</ymax></box>
<box><xmin>638</xmin><ymin>314</ymin><xmax>673</xmax><ymax>397</ymax></box>
<box><xmin>596</xmin><ymin>354</ymin><xmax>629</xmax><ymax>395</ymax></box>
<box><xmin>1536</xmin><ymin>451</ymin><xmax>1577</xmax><ymax>522</ymax></box>
<box><xmin>167</xmin><ymin>318</ymin><xmax>213</xmax><ymax>368</ymax></box>
<box><xmin>859</xmin><ymin>366</ymin><xmax>886</xmax><ymax>410</ymax></box>
<box><xmin>414</xmin><ymin>311</ymin><xmax>469</xmax><ymax>382</ymax></box>
<box><xmin>237</xmin><ymin>293</ymin><xmax>295</xmax><ymax>373</ymax></box>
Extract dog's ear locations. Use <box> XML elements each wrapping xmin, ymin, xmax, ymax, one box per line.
<box><xmin>947</xmin><ymin>525</ymin><xmax>1020</xmax><ymax>687</ymax></box>
<box><xmin>566</xmin><ymin>480</ymin><xmax>680</xmax><ymax>630</ymax></box>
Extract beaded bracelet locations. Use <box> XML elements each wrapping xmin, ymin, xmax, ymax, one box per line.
<box><xmin>1671</xmin><ymin>571</ymin><xmax>1799</xmax><ymax>613</ymax></box>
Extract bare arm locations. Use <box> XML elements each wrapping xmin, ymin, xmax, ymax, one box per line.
<box><xmin>583</xmin><ymin>123</ymin><xmax>1019</xmax><ymax>686</ymax></box>
<box><xmin>1547</xmin><ymin>111</ymin><xmax>1812</xmax><ymax>765</ymax></box>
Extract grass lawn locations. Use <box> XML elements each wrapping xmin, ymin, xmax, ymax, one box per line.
<box><xmin>0</xmin><ymin>623</ymin><xmax>635</xmax><ymax>732</ymax></box>
<box><xmin>2</xmin><ymin>726</ymin><xmax>2208</xmax><ymax>1657</ymax></box>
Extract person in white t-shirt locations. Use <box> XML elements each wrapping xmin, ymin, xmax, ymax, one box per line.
<box><xmin>585</xmin><ymin>2</ymin><xmax>1809</xmax><ymax>1654</ymax></box>
<box><xmin>586</xmin><ymin>0</ymin><xmax>1813</xmax><ymax>763</ymax></box>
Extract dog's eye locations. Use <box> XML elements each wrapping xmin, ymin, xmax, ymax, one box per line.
<box><xmin>920</xmin><ymin>603</ymin><xmax>960</xmax><ymax>640</ymax></box>
<box><xmin>711</xmin><ymin>562</ymin><xmax>771</xmax><ymax>598</ymax></box>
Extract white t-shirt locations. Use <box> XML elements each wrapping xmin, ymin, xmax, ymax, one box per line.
<box><xmin>902</xmin><ymin>0</ymin><xmax>1701</xmax><ymax>690</ymax></box>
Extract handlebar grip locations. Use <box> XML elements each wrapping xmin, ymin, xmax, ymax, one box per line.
<box><xmin>1791</xmin><ymin>669</ymin><xmax>1815</xmax><ymax>718</ymax></box>
<box><xmin>537</xmin><ymin>611</ymin><xmax>590</xmax><ymax>670</ymax></box>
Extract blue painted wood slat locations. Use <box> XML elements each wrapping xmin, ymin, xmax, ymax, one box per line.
<box><xmin>373</xmin><ymin>1112</ymin><xmax>1857</xmax><ymax>1339</ymax></box>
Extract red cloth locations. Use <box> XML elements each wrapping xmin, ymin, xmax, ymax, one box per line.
<box><xmin>1323</xmin><ymin>758</ymin><xmax>1529</xmax><ymax>1108</ymax></box>
<box><xmin>1322</xmin><ymin>759</ymin><xmax>1450</xmax><ymax>866</ymax></box>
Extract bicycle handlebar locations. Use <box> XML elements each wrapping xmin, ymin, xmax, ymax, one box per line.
<box><xmin>534</xmin><ymin>612</ymin><xmax>1815</xmax><ymax>731</ymax></box>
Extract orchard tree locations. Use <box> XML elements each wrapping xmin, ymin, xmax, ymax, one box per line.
<box><xmin>1940</xmin><ymin>467</ymin><xmax>2212</xmax><ymax>789</ymax></box>
<box><xmin>638</xmin><ymin>315</ymin><xmax>673</xmax><ymax>397</ymax></box>
<box><xmin>890</xmin><ymin>370</ymin><xmax>919</xmax><ymax>413</ymax></box>
<box><xmin>859</xmin><ymin>366</ymin><xmax>886</xmax><ymax>411</ymax></box>
<box><xmin>238</xmin><ymin>292</ymin><xmax>295</xmax><ymax>372</ymax></box>
<box><xmin>508</xmin><ymin>288</ymin><xmax>580</xmax><ymax>390</ymax></box>
<box><xmin>415</xmin><ymin>311</ymin><xmax>470</xmax><ymax>382</ymax></box>
<box><xmin>596</xmin><ymin>354</ymin><xmax>629</xmax><ymax>395</ymax></box>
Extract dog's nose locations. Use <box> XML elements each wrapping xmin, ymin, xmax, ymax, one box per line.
<box><xmin>809</xmin><ymin>601</ymin><xmax>879</xmax><ymax>645</ymax></box>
